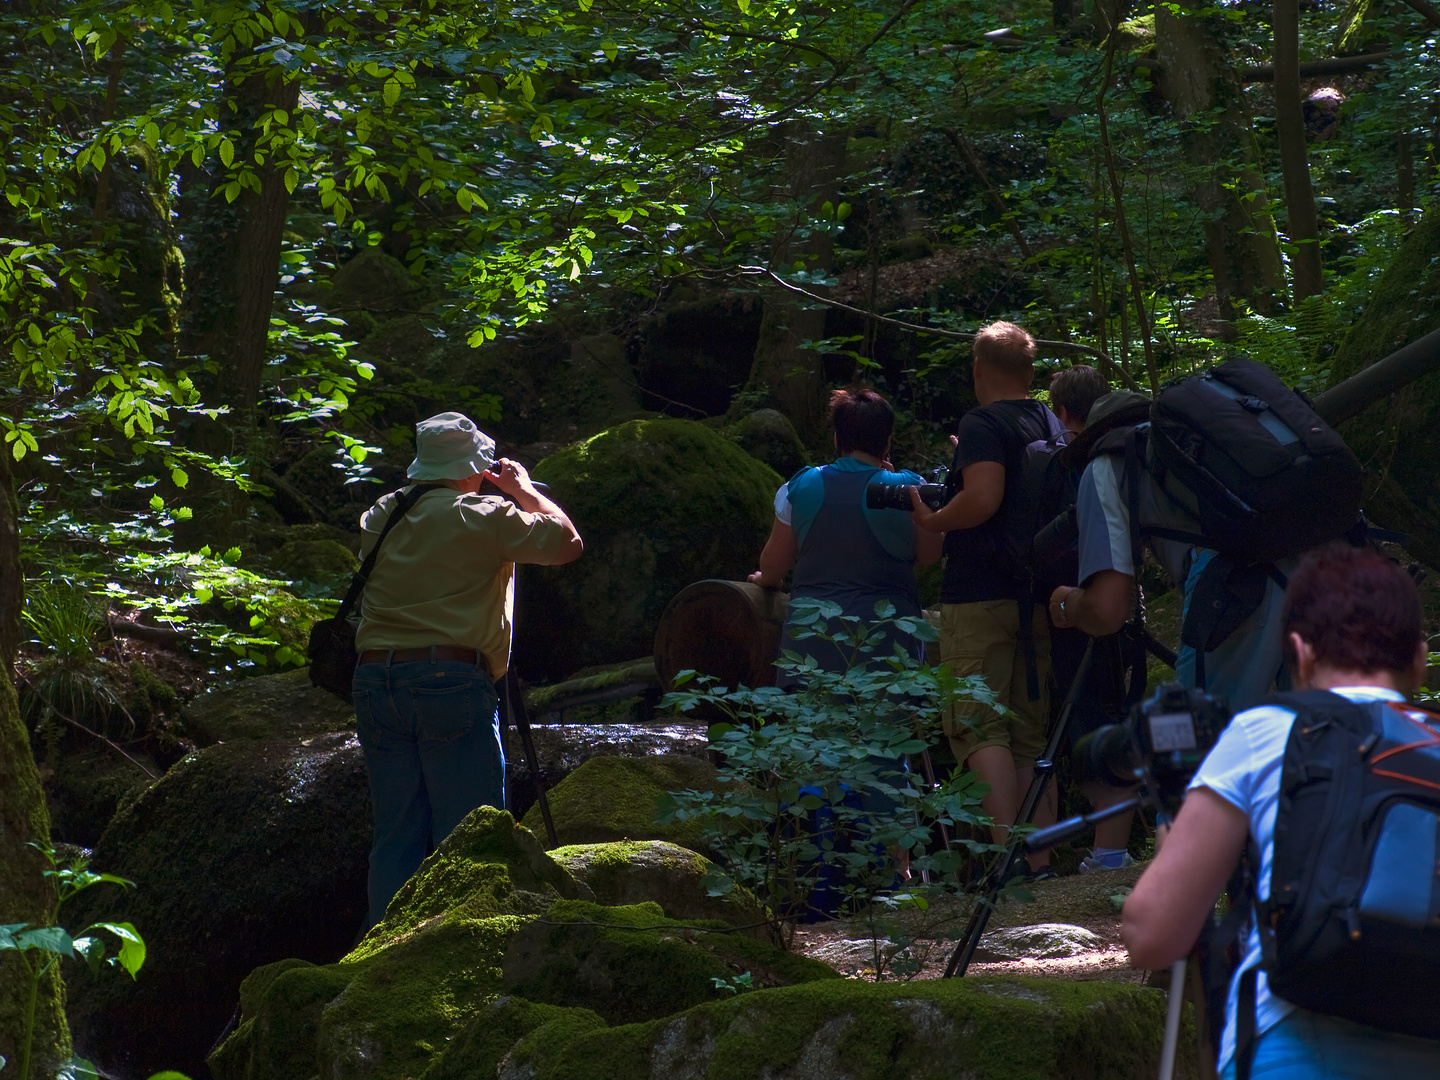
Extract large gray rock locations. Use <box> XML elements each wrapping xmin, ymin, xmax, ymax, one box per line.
<box><xmin>549</xmin><ymin>839</ymin><xmax>756</xmax><ymax>926</ymax></box>
<box><xmin>975</xmin><ymin>923</ymin><xmax>1105</xmax><ymax>963</ymax></box>
<box><xmin>65</xmin><ymin>732</ymin><xmax>370</xmax><ymax>1080</ymax></box>
<box><xmin>179</xmin><ymin>667</ymin><xmax>354</xmax><ymax>746</ymax></box>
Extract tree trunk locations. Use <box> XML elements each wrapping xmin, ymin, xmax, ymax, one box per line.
<box><xmin>181</xmin><ymin>65</ymin><xmax>300</xmax><ymax>418</ymax></box>
<box><xmin>1273</xmin><ymin>0</ymin><xmax>1324</xmax><ymax>302</ymax></box>
<box><xmin>0</xmin><ymin>444</ymin><xmax>66</xmax><ymax>1072</ymax></box>
<box><xmin>177</xmin><ymin>56</ymin><xmax>302</xmax><ymax>535</ymax></box>
<box><xmin>1156</xmin><ymin>1</ymin><xmax>1286</xmax><ymax>319</ymax></box>
<box><xmin>735</xmin><ymin>129</ymin><xmax>848</xmax><ymax>451</ymax></box>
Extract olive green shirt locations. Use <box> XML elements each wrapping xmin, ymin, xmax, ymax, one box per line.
<box><xmin>355</xmin><ymin>487</ymin><xmax>569</xmax><ymax>678</ymax></box>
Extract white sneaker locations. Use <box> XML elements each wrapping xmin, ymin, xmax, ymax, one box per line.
<box><xmin>1078</xmin><ymin>850</ymin><xmax>1136</xmax><ymax>874</ymax></box>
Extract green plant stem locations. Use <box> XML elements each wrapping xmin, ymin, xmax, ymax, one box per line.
<box><xmin>19</xmin><ymin>954</ymin><xmax>50</xmax><ymax>1080</ymax></box>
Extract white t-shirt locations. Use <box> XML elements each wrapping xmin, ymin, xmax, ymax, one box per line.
<box><xmin>1189</xmin><ymin>685</ymin><xmax>1407</xmax><ymax>1070</ymax></box>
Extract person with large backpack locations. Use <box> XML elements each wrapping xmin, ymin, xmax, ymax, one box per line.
<box><xmin>1121</xmin><ymin>543</ymin><xmax>1440</xmax><ymax>1079</ymax></box>
<box><xmin>909</xmin><ymin>321</ymin><xmax>1067</xmax><ymax>877</ymax></box>
<box><xmin>1047</xmin><ymin>360</ymin><xmax>1365</xmax><ymax>714</ymax></box>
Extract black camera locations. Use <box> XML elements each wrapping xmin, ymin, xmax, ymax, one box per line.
<box><xmin>865</xmin><ymin>465</ymin><xmax>949</xmax><ymax>512</ymax></box>
<box><xmin>1075</xmin><ymin>681</ymin><xmax>1231</xmax><ymax>800</ymax></box>
<box><xmin>866</xmin><ymin>482</ymin><xmax>947</xmax><ymax>511</ymax></box>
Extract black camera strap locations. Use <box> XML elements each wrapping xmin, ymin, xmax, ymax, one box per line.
<box><xmin>336</xmin><ymin>483</ymin><xmax>445</xmax><ymax>623</ymax></box>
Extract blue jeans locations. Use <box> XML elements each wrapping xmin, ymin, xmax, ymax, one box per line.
<box><xmin>1221</xmin><ymin>1011</ymin><xmax>1440</xmax><ymax>1079</ymax></box>
<box><xmin>353</xmin><ymin>660</ymin><xmax>504</xmax><ymax>928</ymax></box>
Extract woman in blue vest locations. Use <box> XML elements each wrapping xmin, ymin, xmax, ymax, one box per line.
<box><xmin>749</xmin><ymin>387</ymin><xmax>943</xmax><ymax>680</ymax></box>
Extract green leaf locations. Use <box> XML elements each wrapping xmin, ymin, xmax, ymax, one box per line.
<box><xmin>170</xmin><ymin>467</ymin><xmax>188</xmax><ymax>489</ymax></box>
<box><xmin>218</xmin><ymin>138</ymin><xmax>234</xmax><ymax>167</ymax></box>
<box><xmin>18</xmin><ymin>926</ymin><xmax>74</xmax><ymax>956</ymax></box>
<box><xmin>92</xmin><ymin>922</ymin><xmax>145</xmax><ymax>978</ymax></box>
<box><xmin>146</xmin><ymin>1073</ymin><xmax>192</xmax><ymax>1080</ymax></box>
<box><xmin>383</xmin><ymin>78</ymin><xmax>401</xmax><ymax>108</ymax></box>
<box><xmin>143</xmin><ymin>121</ymin><xmax>160</xmax><ymax>146</ymax></box>
<box><xmin>149</xmin><ymin>494</ymin><xmax>164</xmax><ymax>511</ymax></box>
<box><xmin>284</xmin><ymin>168</ymin><xmax>299</xmax><ymax>194</ymax></box>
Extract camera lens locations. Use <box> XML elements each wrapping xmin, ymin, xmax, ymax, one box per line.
<box><xmin>1074</xmin><ymin>724</ymin><xmax>1138</xmax><ymax>788</ymax></box>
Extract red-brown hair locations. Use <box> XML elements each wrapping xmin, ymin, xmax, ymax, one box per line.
<box><xmin>1281</xmin><ymin>543</ymin><xmax>1424</xmax><ymax>674</ymax></box>
<box><xmin>829</xmin><ymin>387</ymin><xmax>895</xmax><ymax>458</ymax></box>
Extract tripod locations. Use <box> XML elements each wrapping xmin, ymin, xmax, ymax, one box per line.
<box><xmin>942</xmin><ymin>638</ymin><xmax>1096</xmax><ymax>978</ymax></box>
<box><xmin>481</xmin><ymin>476</ymin><xmax>559</xmax><ymax>849</ymax></box>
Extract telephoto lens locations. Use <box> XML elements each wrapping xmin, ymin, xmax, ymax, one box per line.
<box><xmin>1073</xmin><ymin>682</ymin><xmax>1232</xmax><ymax>801</ymax></box>
<box><xmin>1074</xmin><ymin>723</ymin><xmax>1138</xmax><ymax>789</ymax></box>
<box><xmin>865</xmin><ymin>482</ymin><xmax>947</xmax><ymax>511</ymax></box>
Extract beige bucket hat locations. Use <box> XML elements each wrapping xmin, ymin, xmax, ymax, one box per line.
<box><xmin>407</xmin><ymin>412</ymin><xmax>496</xmax><ymax>481</ymax></box>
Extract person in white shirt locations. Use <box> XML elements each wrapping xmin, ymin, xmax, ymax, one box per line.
<box><xmin>1121</xmin><ymin>542</ymin><xmax>1440</xmax><ymax>1079</ymax></box>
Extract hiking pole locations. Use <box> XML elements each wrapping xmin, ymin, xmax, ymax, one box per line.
<box><xmin>1159</xmin><ymin>957</ymin><xmax>1187</xmax><ymax>1080</ymax></box>
<box><xmin>502</xmin><ymin>665</ymin><xmax>558</xmax><ymax>849</ymax></box>
<box><xmin>943</xmin><ymin>638</ymin><xmax>1096</xmax><ymax>979</ymax></box>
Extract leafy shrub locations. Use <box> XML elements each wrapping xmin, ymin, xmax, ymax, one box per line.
<box><xmin>658</xmin><ymin>598</ymin><xmax>1006</xmax><ymax>976</ymax></box>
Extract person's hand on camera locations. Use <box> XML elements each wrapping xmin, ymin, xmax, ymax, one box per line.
<box><xmin>908</xmin><ymin>486</ymin><xmax>941</xmax><ymax>529</ymax></box>
<box><xmin>482</xmin><ymin>458</ymin><xmax>535</xmax><ymax>498</ymax></box>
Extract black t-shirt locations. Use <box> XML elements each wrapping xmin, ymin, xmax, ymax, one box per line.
<box><xmin>941</xmin><ymin>398</ymin><xmax>1066</xmax><ymax>604</ymax></box>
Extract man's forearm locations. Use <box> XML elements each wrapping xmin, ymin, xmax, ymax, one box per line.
<box><xmin>919</xmin><ymin>490</ymin><xmax>995</xmax><ymax>533</ymax></box>
<box><xmin>513</xmin><ymin>486</ymin><xmax>583</xmax><ymax>556</ymax></box>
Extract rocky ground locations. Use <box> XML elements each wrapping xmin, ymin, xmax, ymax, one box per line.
<box><xmin>793</xmin><ymin>864</ymin><xmax>1147</xmax><ymax>984</ymax></box>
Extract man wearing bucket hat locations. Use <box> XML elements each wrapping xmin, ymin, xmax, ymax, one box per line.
<box><xmin>352</xmin><ymin>411</ymin><xmax>582</xmax><ymax>927</ymax></box>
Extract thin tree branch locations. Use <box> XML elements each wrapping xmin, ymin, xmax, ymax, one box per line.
<box><xmin>939</xmin><ymin>128</ymin><xmax>1033</xmax><ymax>259</ymax></box>
<box><xmin>740</xmin><ymin>267</ymin><xmax>1144</xmax><ymax>392</ymax></box>
<box><xmin>19</xmin><ymin>675</ymin><xmax>159</xmax><ymax>780</ymax></box>
<box><xmin>1095</xmin><ymin>31</ymin><xmax>1161</xmax><ymax>394</ymax></box>
<box><xmin>1398</xmin><ymin>0</ymin><xmax>1440</xmax><ymax>30</ymax></box>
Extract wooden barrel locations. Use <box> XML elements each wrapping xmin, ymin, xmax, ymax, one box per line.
<box><xmin>653</xmin><ymin>580</ymin><xmax>790</xmax><ymax>692</ymax></box>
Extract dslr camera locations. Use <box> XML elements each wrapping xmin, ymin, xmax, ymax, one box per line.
<box><xmin>865</xmin><ymin>466</ymin><xmax>949</xmax><ymax>512</ymax></box>
<box><xmin>1075</xmin><ymin>681</ymin><xmax>1231</xmax><ymax>806</ymax></box>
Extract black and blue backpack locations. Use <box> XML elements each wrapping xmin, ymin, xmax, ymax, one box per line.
<box><xmin>1229</xmin><ymin>689</ymin><xmax>1440</xmax><ymax>1078</ymax></box>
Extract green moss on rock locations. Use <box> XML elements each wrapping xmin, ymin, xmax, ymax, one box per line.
<box><xmin>421</xmin><ymin>997</ymin><xmax>606</xmax><ymax>1080</ymax></box>
<box><xmin>1327</xmin><ymin>210</ymin><xmax>1440</xmax><ymax>566</ymax></box>
<box><xmin>180</xmin><ymin>667</ymin><xmax>354</xmax><ymax>746</ymax></box>
<box><xmin>533</xmin><ymin>976</ymin><xmax>1195</xmax><ymax>1080</ymax></box>
<box><xmin>520</xmin><ymin>754</ymin><xmax>723</xmax><ymax>850</ymax></box>
<box><xmin>351</xmin><ymin>805</ymin><xmax>592</xmax><ymax>961</ymax></box>
<box><xmin>501</xmin><ymin>899</ymin><xmax>837</xmax><ymax>1025</ymax></box>
<box><xmin>516</xmin><ymin>419</ymin><xmax>781</xmax><ymax>681</ymax></box>
<box><xmin>67</xmin><ymin>732</ymin><xmax>370</xmax><ymax>1080</ymax></box>
<box><xmin>209</xmin><ymin>808</ymin><xmax>592</xmax><ymax>1080</ymax></box>
<box><xmin>551</xmin><ymin>839</ymin><xmax>762</xmax><ymax>926</ymax></box>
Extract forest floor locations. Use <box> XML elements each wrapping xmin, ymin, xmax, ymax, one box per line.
<box><xmin>792</xmin><ymin>864</ymin><xmax>1149</xmax><ymax>985</ymax></box>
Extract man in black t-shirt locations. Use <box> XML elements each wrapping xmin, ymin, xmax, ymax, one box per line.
<box><xmin>911</xmin><ymin>321</ymin><xmax>1066</xmax><ymax>877</ymax></box>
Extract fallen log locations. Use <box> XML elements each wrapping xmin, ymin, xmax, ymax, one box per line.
<box><xmin>1311</xmin><ymin>324</ymin><xmax>1440</xmax><ymax>427</ymax></box>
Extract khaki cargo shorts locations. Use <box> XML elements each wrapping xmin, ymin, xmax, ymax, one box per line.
<box><xmin>939</xmin><ymin>600</ymin><xmax>1051</xmax><ymax>768</ymax></box>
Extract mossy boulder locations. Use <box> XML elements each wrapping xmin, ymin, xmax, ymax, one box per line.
<box><xmin>1327</xmin><ymin>210</ymin><xmax>1440</xmax><ymax>567</ymax></box>
<box><xmin>502</xmin><ymin>898</ymin><xmax>837</xmax><ymax>1025</ymax></box>
<box><xmin>179</xmin><ymin>666</ymin><xmax>354</xmax><ymax>746</ymax></box>
<box><xmin>520</xmin><ymin>754</ymin><xmax>723</xmax><ymax>850</ymax></box>
<box><xmin>515</xmin><ymin>419</ymin><xmax>781</xmax><ymax>681</ymax></box>
<box><xmin>209</xmin><ymin>808</ymin><xmax>578</xmax><ymax>1080</ymax></box>
<box><xmin>424</xmin><ymin>997</ymin><xmax>608</xmax><ymax>1080</ymax></box>
<box><xmin>66</xmin><ymin>732</ymin><xmax>370</xmax><ymax>1080</ymax></box>
<box><xmin>504</xmin><ymin>714</ymin><xmax>709</xmax><ymax>824</ymax></box>
<box><xmin>509</xmin><ymin>976</ymin><xmax>1194</xmax><ymax>1080</ymax></box>
<box><xmin>44</xmin><ymin>742</ymin><xmax>157</xmax><ymax>848</ymax></box>
<box><xmin>551</xmin><ymin>840</ymin><xmax>760</xmax><ymax>927</ymax></box>
<box><xmin>727</xmin><ymin>408</ymin><xmax>809</xmax><ymax>478</ymax></box>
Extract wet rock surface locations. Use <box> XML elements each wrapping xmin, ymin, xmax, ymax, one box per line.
<box><xmin>66</xmin><ymin>732</ymin><xmax>370</xmax><ymax>1080</ymax></box>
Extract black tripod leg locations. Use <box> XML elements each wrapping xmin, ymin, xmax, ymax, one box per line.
<box><xmin>943</xmin><ymin>639</ymin><xmax>1097</xmax><ymax>979</ymax></box>
<box><xmin>504</xmin><ymin>668</ymin><xmax>558</xmax><ymax>848</ymax></box>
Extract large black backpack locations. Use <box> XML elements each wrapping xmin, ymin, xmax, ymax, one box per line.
<box><xmin>1148</xmin><ymin>358</ymin><xmax>1364</xmax><ymax>564</ymax></box>
<box><xmin>1001</xmin><ymin>429</ymin><xmax>1079</xmax><ymax>599</ymax></box>
<box><xmin>1232</xmin><ymin>689</ymin><xmax>1440</xmax><ymax>1077</ymax></box>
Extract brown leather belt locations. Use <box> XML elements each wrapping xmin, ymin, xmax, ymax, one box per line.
<box><xmin>357</xmin><ymin>646</ymin><xmax>485</xmax><ymax>668</ymax></box>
